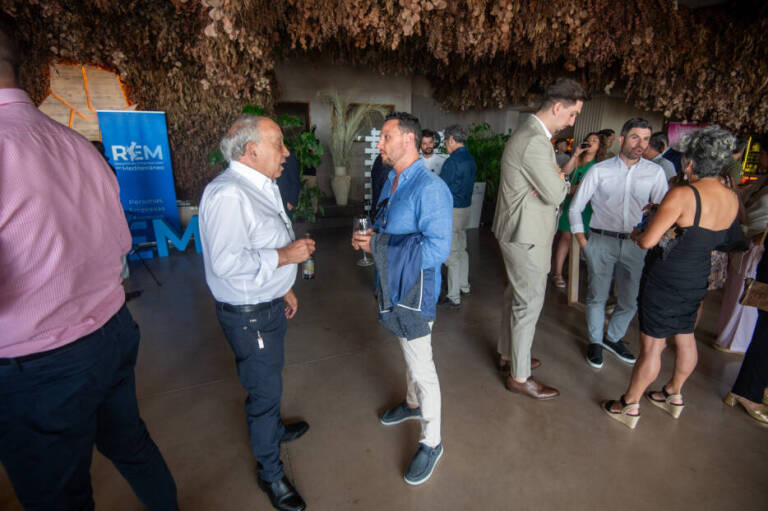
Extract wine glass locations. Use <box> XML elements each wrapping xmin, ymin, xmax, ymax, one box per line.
<box><xmin>353</xmin><ymin>215</ymin><xmax>374</xmax><ymax>267</ymax></box>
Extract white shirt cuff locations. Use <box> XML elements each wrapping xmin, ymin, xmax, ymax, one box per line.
<box><xmin>261</xmin><ymin>248</ymin><xmax>280</xmax><ymax>272</ymax></box>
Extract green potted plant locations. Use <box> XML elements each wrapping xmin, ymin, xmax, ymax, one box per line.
<box><xmin>293</xmin><ymin>179</ymin><xmax>325</xmax><ymax>222</ymax></box>
<box><xmin>289</xmin><ymin>126</ymin><xmax>325</xmax><ymax>222</ymax></box>
<box><xmin>465</xmin><ymin>122</ymin><xmax>511</xmax><ymax>226</ymax></box>
<box><xmin>290</xmin><ymin>128</ymin><xmax>323</xmax><ymax>173</ymax></box>
<box><xmin>317</xmin><ymin>88</ymin><xmax>387</xmax><ymax>206</ymax></box>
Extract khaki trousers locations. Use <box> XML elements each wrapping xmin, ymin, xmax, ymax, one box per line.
<box><xmin>497</xmin><ymin>240</ymin><xmax>550</xmax><ymax>380</ymax></box>
<box><xmin>444</xmin><ymin>207</ymin><xmax>471</xmax><ymax>303</ymax></box>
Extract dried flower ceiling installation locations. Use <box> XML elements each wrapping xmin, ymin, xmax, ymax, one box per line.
<box><xmin>2</xmin><ymin>0</ymin><xmax>766</xmax><ymax>197</ymax></box>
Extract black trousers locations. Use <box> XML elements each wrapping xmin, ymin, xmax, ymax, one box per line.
<box><xmin>732</xmin><ymin>309</ymin><xmax>767</xmax><ymax>403</ymax></box>
<box><xmin>215</xmin><ymin>299</ymin><xmax>287</xmax><ymax>483</ymax></box>
<box><xmin>0</xmin><ymin>305</ymin><xmax>178</xmax><ymax>511</ymax></box>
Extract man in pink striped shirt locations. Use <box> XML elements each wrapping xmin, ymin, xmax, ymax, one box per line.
<box><xmin>0</xmin><ymin>20</ymin><xmax>178</xmax><ymax>510</ymax></box>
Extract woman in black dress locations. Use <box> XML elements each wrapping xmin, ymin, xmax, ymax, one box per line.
<box><xmin>602</xmin><ymin>127</ymin><xmax>744</xmax><ymax>429</ymax></box>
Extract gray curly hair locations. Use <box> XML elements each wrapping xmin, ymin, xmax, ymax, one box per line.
<box><xmin>676</xmin><ymin>126</ymin><xmax>736</xmax><ymax>178</ymax></box>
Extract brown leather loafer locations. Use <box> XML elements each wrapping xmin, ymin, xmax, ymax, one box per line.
<box><xmin>505</xmin><ymin>377</ymin><xmax>560</xmax><ymax>400</ymax></box>
<box><xmin>498</xmin><ymin>358</ymin><xmax>541</xmax><ymax>372</ymax></box>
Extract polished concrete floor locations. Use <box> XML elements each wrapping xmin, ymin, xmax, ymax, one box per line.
<box><xmin>2</xmin><ymin>226</ymin><xmax>766</xmax><ymax>511</ymax></box>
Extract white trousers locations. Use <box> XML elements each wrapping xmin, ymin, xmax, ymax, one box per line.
<box><xmin>399</xmin><ymin>324</ymin><xmax>441</xmax><ymax>446</ymax></box>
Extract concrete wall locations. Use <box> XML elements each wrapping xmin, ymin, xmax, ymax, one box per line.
<box><xmin>275</xmin><ymin>59</ymin><xmax>412</xmax><ymax>200</ymax></box>
<box><xmin>410</xmin><ymin>76</ymin><xmax>521</xmax><ymax>136</ymax></box>
<box><xmin>275</xmin><ymin>61</ymin><xmax>526</xmax><ymax>202</ymax></box>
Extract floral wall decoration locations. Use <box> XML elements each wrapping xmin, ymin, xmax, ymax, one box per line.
<box><xmin>2</xmin><ymin>0</ymin><xmax>766</xmax><ymax>198</ymax></box>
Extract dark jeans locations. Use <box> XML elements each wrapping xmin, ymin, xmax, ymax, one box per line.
<box><xmin>215</xmin><ymin>299</ymin><xmax>287</xmax><ymax>483</ymax></box>
<box><xmin>732</xmin><ymin>309</ymin><xmax>767</xmax><ymax>403</ymax></box>
<box><xmin>0</xmin><ymin>305</ymin><xmax>178</xmax><ymax>511</ymax></box>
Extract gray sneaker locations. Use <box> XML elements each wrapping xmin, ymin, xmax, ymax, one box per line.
<box><xmin>380</xmin><ymin>402</ymin><xmax>421</xmax><ymax>426</ymax></box>
<box><xmin>404</xmin><ymin>443</ymin><xmax>443</xmax><ymax>485</ymax></box>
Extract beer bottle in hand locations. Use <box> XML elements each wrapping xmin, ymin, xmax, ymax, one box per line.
<box><xmin>302</xmin><ymin>233</ymin><xmax>315</xmax><ymax>280</ymax></box>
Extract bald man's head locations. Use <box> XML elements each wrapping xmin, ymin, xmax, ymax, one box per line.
<box><xmin>0</xmin><ymin>15</ymin><xmax>20</xmax><ymax>87</ymax></box>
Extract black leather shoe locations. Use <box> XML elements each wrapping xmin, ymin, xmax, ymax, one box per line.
<box><xmin>257</xmin><ymin>476</ymin><xmax>306</xmax><ymax>511</ymax></box>
<box><xmin>280</xmin><ymin>421</ymin><xmax>309</xmax><ymax>443</ymax></box>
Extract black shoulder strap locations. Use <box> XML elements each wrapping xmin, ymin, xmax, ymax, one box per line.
<box><xmin>687</xmin><ymin>184</ymin><xmax>702</xmax><ymax>226</ymax></box>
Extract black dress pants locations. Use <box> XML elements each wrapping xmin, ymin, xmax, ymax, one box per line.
<box><xmin>732</xmin><ymin>309</ymin><xmax>767</xmax><ymax>403</ymax></box>
<box><xmin>0</xmin><ymin>305</ymin><xmax>178</xmax><ymax>511</ymax></box>
<box><xmin>215</xmin><ymin>298</ymin><xmax>287</xmax><ymax>483</ymax></box>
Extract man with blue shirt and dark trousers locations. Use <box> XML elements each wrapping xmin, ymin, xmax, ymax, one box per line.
<box><xmin>438</xmin><ymin>124</ymin><xmax>477</xmax><ymax>308</ymax></box>
<box><xmin>352</xmin><ymin>112</ymin><xmax>452</xmax><ymax>486</ymax></box>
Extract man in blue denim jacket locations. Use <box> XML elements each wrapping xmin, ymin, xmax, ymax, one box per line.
<box><xmin>352</xmin><ymin>112</ymin><xmax>452</xmax><ymax>486</ymax></box>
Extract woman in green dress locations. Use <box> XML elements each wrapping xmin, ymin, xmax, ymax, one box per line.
<box><xmin>552</xmin><ymin>132</ymin><xmax>603</xmax><ymax>288</ymax></box>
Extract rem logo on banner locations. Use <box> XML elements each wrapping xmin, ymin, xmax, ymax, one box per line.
<box><xmin>97</xmin><ymin>110</ymin><xmax>181</xmax><ymax>255</ymax></box>
<box><xmin>112</xmin><ymin>142</ymin><xmax>164</xmax><ymax>162</ymax></box>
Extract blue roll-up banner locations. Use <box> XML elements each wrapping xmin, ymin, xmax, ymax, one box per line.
<box><xmin>97</xmin><ymin>111</ymin><xmax>180</xmax><ymax>257</ymax></box>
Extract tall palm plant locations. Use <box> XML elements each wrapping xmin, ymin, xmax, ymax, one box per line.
<box><xmin>317</xmin><ymin>88</ymin><xmax>388</xmax><ymax>171</ymax></box>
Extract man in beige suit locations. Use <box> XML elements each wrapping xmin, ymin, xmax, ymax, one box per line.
<box><xmin>493</xmin><ymin>78</ymin><xmax>586</xmax><ymax>399</ymax></box>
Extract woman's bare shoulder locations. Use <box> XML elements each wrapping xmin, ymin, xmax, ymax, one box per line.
<box><xmin>695</xmin><ymin>180</ymin><xmax>738</xmax><ymax>203</ymax></box>
<box><xmin>662</xmin><ymin>184</ymin><xmax>694</xmax><ymax>203</ymax></box>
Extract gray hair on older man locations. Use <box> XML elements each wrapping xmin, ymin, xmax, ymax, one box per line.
<box><xmin>444</xmin><ymin>124</ymin><xmax>468</xmax><ymax>145</ymax></box>
<box><xmin>220</xmin><ymin>115</ymin><xmax>264</xmax><ymax>162</ymax></box>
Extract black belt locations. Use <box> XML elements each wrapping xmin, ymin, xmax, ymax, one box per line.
<box><xmin>216</xmin><ymin>297</ymin><xmax>283</xmax><ymax>314</ymax></box>
<box><xmin>591</xmin><ymin>228</ymin><xmax>632</xmax><ymax>240</ymax></box>
<box><xmin>0</xmin><ymin>329</ymin><xmax>93</xmax><ymax>365</ymax></box>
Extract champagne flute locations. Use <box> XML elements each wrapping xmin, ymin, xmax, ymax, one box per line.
<box><xmin>353</xmin><ymin>215</ymin><xmax>374</xmax><ymax>267</ymax></box>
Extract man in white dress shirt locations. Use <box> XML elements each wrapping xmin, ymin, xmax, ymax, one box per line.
<box><xmin>420</xmin><ymin>129</ymin><xmax>448</xmax><ymax>175</ymax></box>
<box><xmin>199</xmin><ymin>115</ymin><xmax>315</xmax><ymax>511</ymax></box>
<box><xmin>569</xmin><ymin>118</ymin><xmax>668</xmax><ymax>370</ymax></box>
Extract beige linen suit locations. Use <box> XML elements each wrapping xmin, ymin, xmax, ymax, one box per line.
<box><xmin>492</xmin><ymin>115</ymin><xmax>568</xmax><ymax>379</ymax></box>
